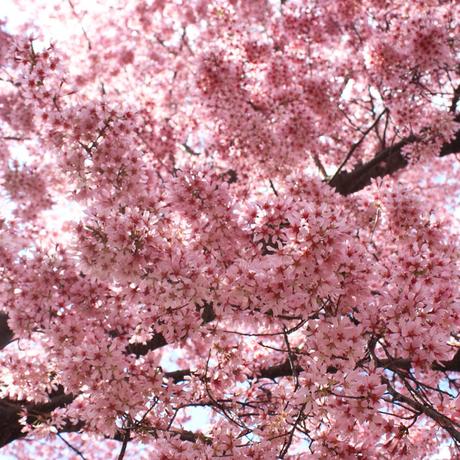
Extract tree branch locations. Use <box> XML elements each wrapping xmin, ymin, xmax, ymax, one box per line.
<box><xmin>330</xmin><ymin>118</ymin><xmax>460</xmax><ymax>195</ymax></box>
<box><xmin>0</xmin><ymin>312</ymin><xmax>14</xmax><ymax>351</ymax></box>
<box><xmin>0</xmin><ymin>392</ymin><xmax>75</xmax><ymax>448</ymax></box>
<box><xmin>329</xmin><ymin>135</ymin><xmax>417</xmax><ymax>195</ymax></box>
<box><xmin>383</xmin><ymin>377</ymin><xmax>460</xmax><ymax>444</ymax></box>
<box><xmin>330</xmin><ymin>109</ymin><xmax>388</xmax><ymax>183</ymax></box>
<box><xmin>3</xmin><ymin>345</ymin><xmax>460</xmax><ymax>449</ymax></box>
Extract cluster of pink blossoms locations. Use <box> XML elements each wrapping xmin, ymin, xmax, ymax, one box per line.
<box><xmin>0</xmin><ymin>0</ymin><xmax>460</xmax><ymax>459</ymax></box>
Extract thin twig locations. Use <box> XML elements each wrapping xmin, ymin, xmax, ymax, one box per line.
<box><xmin>67</xmin><ymin>0</ymin><xmax>92</xmax><ymax>50</ymax></box>
<box><xmin>269</xmin><ymin>179</ymin><xmax>279</xmax><ymax>196</ymax></box>
<box><xmin>2</xmin><ymin>136</ymin><xmax>31</xmax><ymax>141</ymax></box>
<box><xmin>57</xmin><ymin>433</ymin><xmax>87</xmax><ymax>460</ymax></box>
<box><xmin>218</xmin><ymin>320</ymin><xmax>306</xmax><ymax>338</ymax></box>
<box><xmin>182</xmin><ymin>142</ymin><xmax>200</xmax><ymax>156</ymax></box>
<box><xmin>283</xmin><ymin>326</ymin><xmax>300</xmax><ymax>391</ymax></box>
<box><xmin>312</xmin><ymin>153</ymin><xmax>328</xmax><ymax>178</ymax></box>
<box><xmin>279</xmin><ymin>402</ymin><xmax>307</xmax><ymax>458</ymax></box>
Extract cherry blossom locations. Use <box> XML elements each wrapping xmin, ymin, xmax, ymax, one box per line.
<box><xmin>1</xmin><ymin>1</ymin><xmax>460</xmax><ymax>459</ymax></box>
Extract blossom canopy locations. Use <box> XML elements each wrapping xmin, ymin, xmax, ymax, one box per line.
<box><xmin>0</xmin><ymin>0</ymin><xmax>460</xmax><ymax>459</ymax></box>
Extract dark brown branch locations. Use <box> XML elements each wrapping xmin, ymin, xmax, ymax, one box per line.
<box><xmin>2</xmin><ymin>136</ymin><xmax>31</xmax><ymax>141</ymax></box>
<box><xmin>57</xmin><ymin>433</ymin><xmax>87</xmax><ymax>460</ymax></box>
<box><xmin>176</xmin><ymin>429</ymin><xmax>211</xmax><ymax>444</ymax></box>
<box><xmin>182</xmin><ymin>143</ymin><xmax>200</xmax><ymax>156</ymax></box>
<box><xmin>329</xmin><ymin>135</ymin><xmax>417</xmax><ymax>195</ymax></box>
<box><xmin>117</xmin><ymin>430</ymin><xmax>130</xmax><ymax>460</ymax></box>
<box><xmin>433</xmin><ymin>349</ymin><xmax>460</xmax><ymax>372</ymax></box>
<box><xmin>164</xmin><ymin>369</ymin><xmax>192</xmax><ymax>383</ymax></box>
<box><xmin>0</xmin><ymin>389</ymin><xmax>208</xmax><ymax>449</ymax></box>
<box><xmin>450</xmin><ymin>85</ymin><xmax>460</xmax><ymax>114</ymax></box>
<box><xmin>125</xmin><ymin>334</ymin><xmax>168</xmax><ymax>356</ymax></box>
<box><xmin>258</xmin><ymin>360</ymin><xmax>301</xmax><ymax>380</ymax></box>
<box><xmin>383</xmin><ymin>377</ymin><xmax>460</xmax><ymax>444</ymax></box>
<box><xmin>3</xmin><ymin>345</ymin><xmax>460</xmax><ymax>449</ymax></box>
<box><xmin>0</xmin><ymin>392</ymin><xmax>75</xmax><ymax>448</ymax></box>
<box><xmin>440</xmin><ymin>125</ymin><xmax>460</xmax><ymax>157</ymax></box>
<box><xmin>0</xmin><ymin>312</ymin><xmax>14</xmax><ymax>350</ymax></box>
<box><xmin>330</xmin><ymin>117</ymin><xmax>460</xmax><ymax>196</ymax></box>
